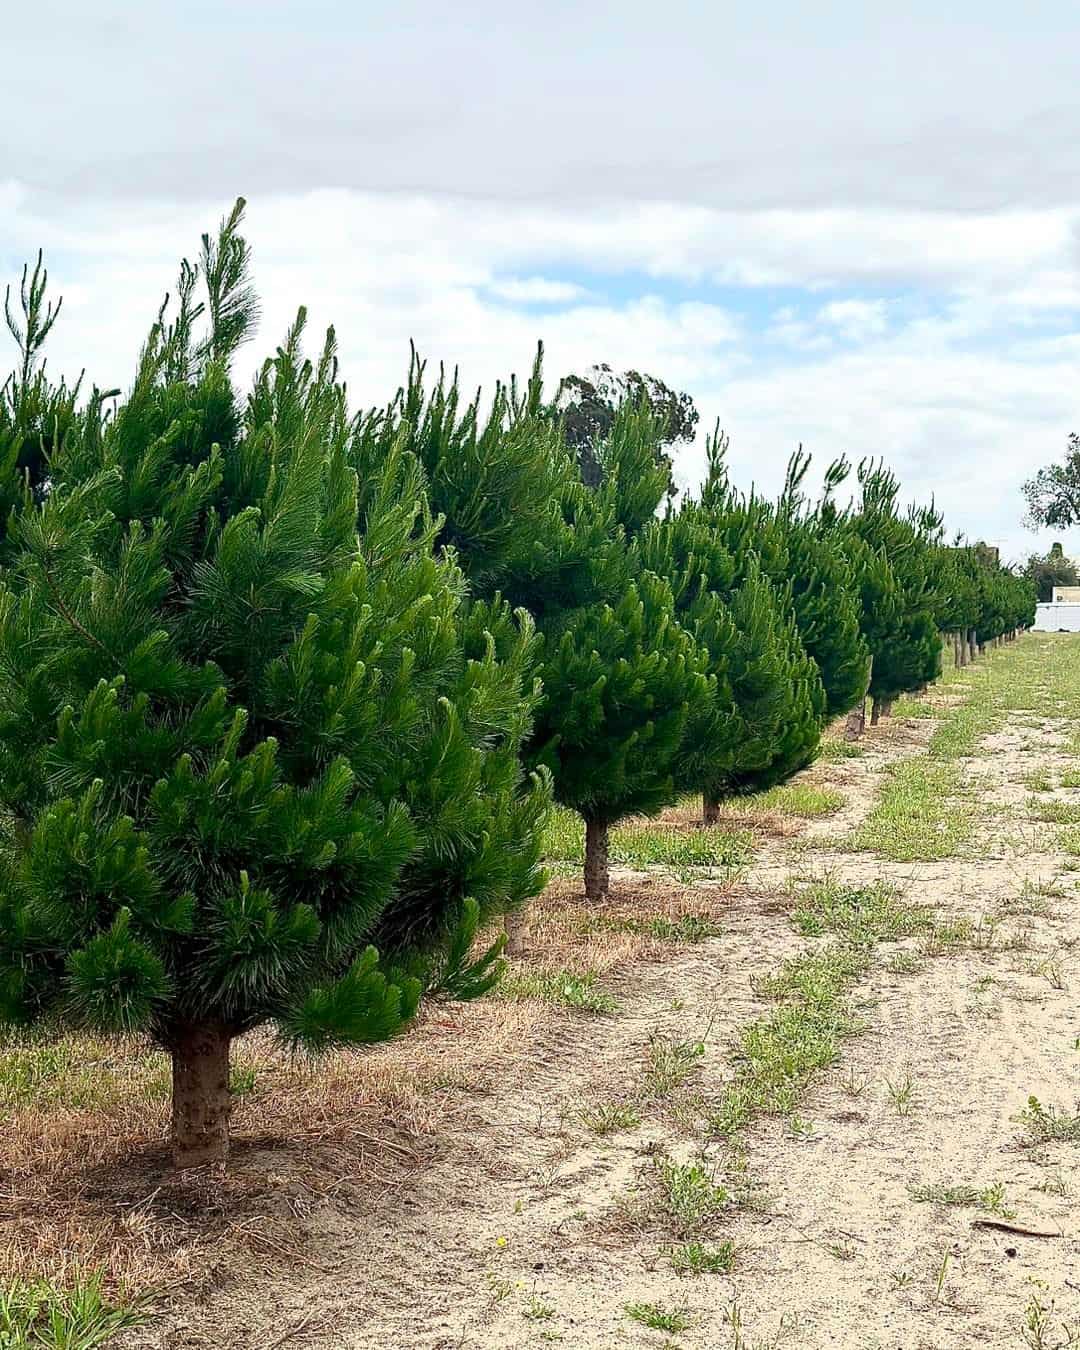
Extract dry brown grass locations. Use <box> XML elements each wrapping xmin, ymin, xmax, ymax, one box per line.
<box><xmin>0</xmin><ymin>872</ymin><xmax>737</xmax><ymax>1303</ymax></box>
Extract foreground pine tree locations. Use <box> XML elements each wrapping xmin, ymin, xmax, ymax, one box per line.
<box><xmin>0</xmin><ymin>205</ymin><xmax>548</xmax><ymax>1169</ymax></box>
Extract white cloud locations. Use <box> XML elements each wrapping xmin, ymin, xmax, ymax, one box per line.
<box><xmin>817</xmin><ymin>299</ymin><xmax>889</xmax><ymax>341</ymax></box>
<box><xmin>2</xmin><ymin>182</ymin><xmax>1079</xmax><ymax>570</ymax></box>
<box><xmin>487</xmin><ymin>277</ymin><xmax>588</xmax><ymax>304</ymax></box>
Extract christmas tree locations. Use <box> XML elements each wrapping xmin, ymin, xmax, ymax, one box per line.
<box><xmin>521</xmin><ymin>401</ymin><xmax>711</xmax><ymax>899</ymax></box>
<box><xmin>0</xmin><ymin>203</ymin><xmax>549</xmax><ymax>1169</ymax></box>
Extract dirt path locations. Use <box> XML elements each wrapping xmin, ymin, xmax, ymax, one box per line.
<box><xmin>128</xmin><ymin>639</ymin><xmax>1080</xmax><ymax>1350</ymax></box>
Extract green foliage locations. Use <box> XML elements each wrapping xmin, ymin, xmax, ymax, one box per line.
<box><xmin>549</xmin><ymin>362</ymin><xmax>698</xmax><ymax>495</ymax></box>
<box><xmin>0</xmin><ymin>204</ymin><xmax>549</xmax><ymax>1100</ymax></box>
<box><xmin>528</xmin><ymin>571</ymin><xmax>711</xmax><ymax>827</ymax></box>
<box><xmin>0</xmin><ymin>1270</ymin><xmax>146</xmax><ymax>1349</ymax></box>
<box><xmin>1023</xmin><ymin>434</ymin><xmax>1080</xmax><ymax>529</ymax></box>
<box><xmin>1023</xmin><ymin>541</ymin><xmax>1077</xmax><ymax>603</ymax></box>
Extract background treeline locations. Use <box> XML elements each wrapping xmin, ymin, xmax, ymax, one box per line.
<box><xmin>0</xmin><ymin>205</ymin><xmax>1036</xmax><ymax>1170</ymax></box>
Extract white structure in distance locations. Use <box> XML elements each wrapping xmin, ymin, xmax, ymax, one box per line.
<box><xmin>1034</xmin><ymin>585</ymin><xmax>1080</xmax><ymax>632</ymax></box>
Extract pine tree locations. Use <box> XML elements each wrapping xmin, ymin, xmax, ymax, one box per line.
<box><xmin>0</xmin><ymin>204</ymin><xmax>549</xmax><ymax>1169</ymax></box>
<box><xmin>524</xmin><ymin>401</ymin><xmax>711</xmax><ymax>898</ymax></box>
<box><xmin>528</xmin><ymin>567</ymin><xmax>711</xmax><ymax>898</ymax></box>
<box><xmin>350</xmin><ymin>345</ymin><xmax>569</xmax><ymax>597</ymax></box>
<box><xmin>685</xmin><ymin>434</ymin><xmax>826</xmax><ymax>798</ymax></box>
<box><xmin>776</xmin><ymin>450</ymin><xmax>868</xmax><ymax>717</ymax></box>
<box><xmin>357</xmin><ymin>367</ymin><xmax>712</xmax><ymax>903</ymax></box>
<box><xmin>0</xmin><ymin>252</ymin><xmax>80</xmax><ymax>556</ymax></box>
<box><xmin>826</xmin><ymin>460</ymin><xmax>941</xmax><ymax>720</ymax></box>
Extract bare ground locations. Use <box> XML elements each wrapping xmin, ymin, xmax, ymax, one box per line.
<box><xmin>59</xmin><ymin>654</ymin><xmax>1080</xmax><ymax>1346</ymax></box>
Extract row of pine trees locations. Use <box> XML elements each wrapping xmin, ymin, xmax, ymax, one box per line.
<box><xmin>0</xmin><ymin>204</ymin><xmax>1036</xmax><ymax>1169</ymax></box>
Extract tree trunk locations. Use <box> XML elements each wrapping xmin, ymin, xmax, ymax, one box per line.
<box><xmin>702</xmin><ymin>793</ymin><xmax>719</xmax><ymax>826</ymax></box>
<box><xmin>968</xmin><ymin>628</ymin><xmax>977</xmax><ymax>662</ymax></box>
<box><xmin>954</xmin><ymin>631</ymin><xmax>964</xmax><ymax>667</ymax></box>
<box><xmin>844</xmin><ymin>653</ymin><xmax>873</xmax><ymax>740</ymax></box>
<box><xmin>583</xmin><ymin>817</ymin><xmax>610</xmax><ymax>902</ymax></box>
<box><xmin>882</xmin><ymin>697</ymin><xmax>894</xmax><ymax>719</ymax></box>
<box><xmin>870</xmin><ymin>697</ymin><xmax>881</xmax><ymax>726</ymax></box>
<box><xmin>170</xmin><ymin>1021</ymin><xmax>232</xmax><ymax>1170</ymax></box>
<box><xmin>504</xmin><ymin>908</ymin><xmax>527</xmax><ymax>958</ymax></box>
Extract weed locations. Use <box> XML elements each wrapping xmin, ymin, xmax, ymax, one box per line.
<box><xmin>791</xmin><ymin>878</ymin><xmax>930</xmax><ymax>944</ymax></box>
<box><xmin>1016</xmin><ymin>1096</ymin><xmax>1080</xmax><ymax>1144</ymax></box>
<box><xmin>644</xmin><ymin>1032</ymin><xmax>707</xmax><ymax>1098</ymax></box>
<box><xmin>654</xmin><ymin>1156</ymin><xmax>730</xmax><ymax>1235</ymax></box>
<box><xmin>625</xmin><ymin>1301</ymin><xmax>693</xmax><ymax>1333</ymax></box>
<box><xmin>910</xmin><ymin>1180</ymin><xmax>1013</xmax><ymax>1217</ymax></box>
<box><xmin>711</xmin><ymin>949</ymin><xmax>862</xmax><ymax>1139</ymax></box>
<box><xmin>668</xmin><ymin>1240</ymin><xmax>736</xmax><ymax>1276</ymax></box>
<box><xmin>580</xmin><ymin>1101</ymin><xmax>640</xmax><ymax>1135</ymax></box>
<box><xmin>885</xmin><ymin>1074</ymin><xmax>917</xmax><ymax>1116</ymax></box>
<box><xmin>522</xmin><ymin>1296</ymin><xmax>555</xmax><ymax>1322</ymax></box>
<box><xmin>0</xmin><ymin>1272</ymin><xmax>147</xmax><ymax>1350</ymax></box>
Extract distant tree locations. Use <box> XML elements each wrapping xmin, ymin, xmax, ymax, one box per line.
<box><xmin>1023</xmin><ymin>541</ymin><xmax>1078</xmax><ymax>602</ymax></box>
<box><xmin>550</xmin><ymin>365</ymin><xmax>699</xmax><ymax>492</ymax></box>
<box><xmin>1023</xmin><ymin>434</ymin><xmax>1080</xmax><ymax>529</ymax></box>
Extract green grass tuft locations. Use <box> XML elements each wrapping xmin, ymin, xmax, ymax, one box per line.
<box><xmin>497</xmin><ymin>969</ymin><xmax>616</xmax><ymax>1014</ymax></box>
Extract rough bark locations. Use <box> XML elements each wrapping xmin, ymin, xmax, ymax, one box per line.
<box><xmin>968</xmin><ymin>628</ymin><xmax>978</xmax><ymax>662</ymax></box>
<box><xmin>702</xmin><ymin>793</ymin><xmax>719</xmax><ymax>826</ymax></box>
<box><xmin>170</xmin><ymin>1020</ymin><xmax>232</xmax><ymax>1170</ymax></box>
<box><xmin>583</xmin><ymin>817</ymin><xmax>610</xmax><ymax>902</ymax></box>
<box><xmin>870</xmin><ymin>697</ymin><xmax>882</xmax><ymax>726</ymax></box>
<box><xmin>844</xmin><ymin>653</ymin><xmax>873</xmax><ymax>740</ymax></box>
<box><xmin>504</xmin><ymin>908</ymin><xmax>527</xmax><ymax>958</ymax></box>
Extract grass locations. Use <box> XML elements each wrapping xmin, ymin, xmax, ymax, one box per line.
<box><xmin>790</xmin><ymin>878</ymin><xmax>931</xmax><ymax>945</ymax></box>
<box><xmin>1028</xmin><ymin>798</ymin><xmax>1080</xmax><ymax>825</ymax></box>
<box><xmin>909</xmin><ymin>1180</ymin><xmax>1013</xmax><ymax>1217</ymax></box>
<box><xmin>818</xmin><ymin>737</ymin><xmax>864</xmax><ymax>760</ymax></box>
<box><xmin>653</xmin><ymin>1156</ymin><xmax>731</xmax><ymax>1235</ymax></box>
<box><xmin>0</xmin><ymin>1272</ymin><xmax>146</xmax><ymax>1349</ymax></box>
<box><xmin>846</xmin><ymin>757</ymin><xmax>973</xmax><ymax>861</ymax></box>
<box><xmin>1016</xmin><ymin>1096</ymin><xmax>1080</xmax><ymax>1145</ymax></box>
<box><xmin>583</xmin><ymin>912</ymin><xmax>722</xmax><ymax>943</ymax></box>
<box><xmin>892</xmin><ymin>695</ymin><xmax>943</xmax><ymax>719</ymax></box>
<box><xmin>667</xmin><ymin>1240</ymin><xmax>736</xmax><ymax>1276</ymax></box>
<box><xmin>543</xmin><ymin>805</ymin><xmax>753</xmax><ymax>873</ymax></box>
<box><xmin>580</xmin><ymin>1100</ymin><xmax>640</xmax><ymax>1135</ymax></box>
<box><xmin>710</xmin><ymin>947</ymin><xmax>864</xmax><ymax>1139</ymax></box>
<box><xmin>497</xmin><ymin>968</ymin><xmax>617</xmax><ymax>1014</ymax></box>
<box><xmin>643</xmin><ymin>1032</ymin><xmax>707</xmax><ymax>1098</ymax></box>
<box><xmin>625</xmin><ymin>1301</ymin><xmax>693</xmax><ymax>1333</ymax></box>
<box><xmin>723</xmin><ymin>783</ymin><xmax>844</xmax><ymax>820</ymax></box>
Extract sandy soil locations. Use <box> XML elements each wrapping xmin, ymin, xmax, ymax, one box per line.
<box><xmin>123</xmin><ymin>673</ymin><xmax>1080</xmax><ymax>1350</ymax></box>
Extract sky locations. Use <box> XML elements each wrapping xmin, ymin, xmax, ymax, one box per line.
<box><xmin>4</xmin><ymin>1</ymin><xmax>1080</xmax><ymax>563</ymax></box>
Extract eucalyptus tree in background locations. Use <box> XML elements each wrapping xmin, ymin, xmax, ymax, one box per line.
<box><xmin>1022</xmin><ymin>541</ymin><xmax>1077</xmax><ymax>604</ymax></box>
<box><xmin>0</xmin><ymin>204</ymin><xmax>549</xmax><ymax>1170</ymax></box>
<box><xmin>549</xmin><ymin>363</ymin><xmax>698</xmax><ymax>495</ymax></box>
<box><xmin>1023</xmin><ymin>434</ymin><xmax>1080</xmax><ymax>530</ymax></box>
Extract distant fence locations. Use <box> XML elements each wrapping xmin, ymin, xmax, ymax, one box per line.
<box><xmin>1033</xmin><ymin>603</ymin><xmax>1080</xmax><ymax>632</ymax></box>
